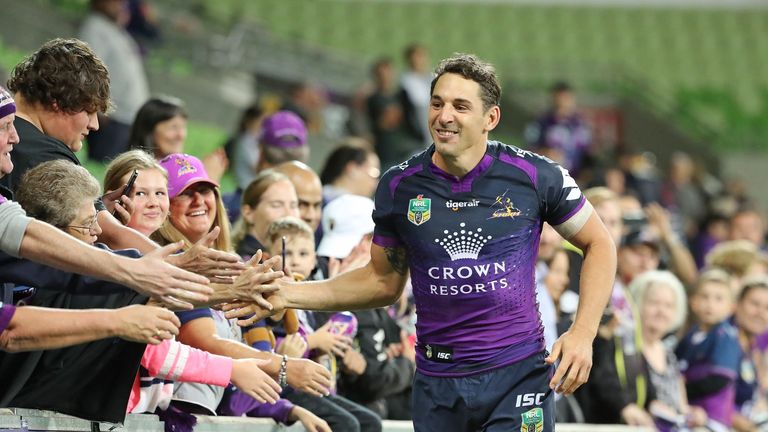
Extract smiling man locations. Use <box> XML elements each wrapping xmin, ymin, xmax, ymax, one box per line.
<box><xmin>233</xmin><ymin>54</ymin><xmax>617</xmax><ymax>432</ymax></box>
<box><xmin>2</xmin><ymin>38</ymin><xmax>108</xmax><ymax>192</ymax></box>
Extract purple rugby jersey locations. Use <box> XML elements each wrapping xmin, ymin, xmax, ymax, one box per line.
<box><xmin>372</xmin><ymin>141</ymin><xmax>592</xmax><ymax>377</ymax></box>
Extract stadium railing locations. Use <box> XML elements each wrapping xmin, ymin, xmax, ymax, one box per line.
<box><xmin>0</xmin><ymin>408</ymin><xmax>655</xmax><ymax>432</ymax></box>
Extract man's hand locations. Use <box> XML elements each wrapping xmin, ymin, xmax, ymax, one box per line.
<box><xmin>222</xmin><ymin>286</ymin><xmax>287</xmax><ymax>326</ymax></box>
<box><xmin>286</xmin><ymin>358</ymin><xmax>332</xmax><ymax>397</ymax></box>
<box><xmin>228</xmin><ymin>253</ymin><xmax>284</xmax><ymax>309</ymax></box>
<box><xmin>230</xmin><ymin>358</ymin><xmax>282</xmax><ymax>404</ymax></box>
<box><xmin>112</xmin><ymin>304</ymin><xmax>181</xmax><ymax>344</ymax></box>
<box><xmin>165</xmin><ymin>227</ymin><xmax>246</xmax><ymax>282</ymax></box>
<box><xmin>545</xmin><ymin>325</ymin><xmax>595</xmax><ymax>395</ymax></box>
<box><xmin>127</xmin><ymin>241</ymin><xmax>213</xmax><ymax>309</ymax></box>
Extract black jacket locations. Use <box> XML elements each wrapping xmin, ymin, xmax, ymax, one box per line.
<box><xmin>338</xmin><ymin>309</ymin><xmax>415</xmax><ymax>405</ymax></box>
<box><xmin>0</xmin><ymin>246</ymin><xmax>147</xmax><ymax>423</ymax></box>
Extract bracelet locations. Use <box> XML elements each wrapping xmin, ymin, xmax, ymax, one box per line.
<box><xmin>278</xmin><ymin>354</ymin><xmax>288</xmax><ymax>388</ymax></box>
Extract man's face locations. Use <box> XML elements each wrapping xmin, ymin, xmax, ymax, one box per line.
<box><xmin>294</xmin><ymin>177</ymin><xmax>323</xmax><ymax>231</ymax></box>
<box><xmin>730</xmin><ymin>212</ymin><xmax>765</xmax><ymax>248</ymax></box>
<box><xmin>47</xmin><ymin>109</ymin><xmax>99</xmax><ymax>152</ymax></box>
<box><xmin>0</xmin><ymin>114</ymin><xmax>19</xmax><ymax>175</ymax></box>
<box><xmin>429</xmin><ymin>73</ymin><xmax>497</xmax><ymax>161</ymax></box>
<box><xmin>553</xmin><ymin>90</ymin><xmax>576</xmax><ymax>117</ymax></box>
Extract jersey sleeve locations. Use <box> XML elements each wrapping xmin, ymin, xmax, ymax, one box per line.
<box><xmin>535</xmin><ymin>157</ymin><xmax>592</xmax><ymax>239</ymax></box>
<box><xmin>176</xmin><ymin>307</ymin><xmax>213</xmax><ymax>325</ymax></box>
<box><xmin>371</xmin><ymin>168</ymin><xmax>402</xmax><ymax>248</ymax></box>
<box><xmin>0</xmin><ymin>200</ymin><xmax>32</xmax><ymax>258</ymax></box>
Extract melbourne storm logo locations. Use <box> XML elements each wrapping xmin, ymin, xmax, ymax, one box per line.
<box><xmin>489</xmin><ymin>189</ymin><xmax>521</xmax><ymax>219</ymax></box>
<box><xmin>434</xmin><ymin>222</ymin><xmax>492</xmax><ymax>261</ymax></box>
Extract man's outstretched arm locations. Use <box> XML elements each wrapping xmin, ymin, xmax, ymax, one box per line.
<box><xmin>225</xmin><ymin>243</ymin><xmax>410</xmax><ymax>323</ymax></box>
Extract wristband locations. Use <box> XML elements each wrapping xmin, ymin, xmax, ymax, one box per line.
<box><xmin>278</xmin><ymin>354</ymin><xmax>288</xmax><ymax>388</ymax></box>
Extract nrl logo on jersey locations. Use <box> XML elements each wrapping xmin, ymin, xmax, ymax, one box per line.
<box><xmin>489</xmin><ymin>189</ymin><xmax>521</xmax><ymax>219</ymax></box>
<box><xmin>408</xmin><ymin>194</ymin><xmax>431</xmax><ymax>226</ymax></box>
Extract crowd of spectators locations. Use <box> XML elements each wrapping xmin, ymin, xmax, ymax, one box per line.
<box><xmin>1</xmin><ymin>2</ymin><xmax>767</xmax><ymax>431</ymax></box>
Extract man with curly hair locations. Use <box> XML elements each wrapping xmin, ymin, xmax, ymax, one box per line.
<box><xmin>1</xmin><ymin>38</ymin><xmax>241</xmax><ymax>310</ymax></box>
<box><xmin>2</xmin><ymin>38</ymin><xmax>109</xmax><ymax>192</ymax></box>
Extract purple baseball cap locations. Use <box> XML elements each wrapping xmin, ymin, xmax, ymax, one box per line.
<box><xmin>260</xmin><ymin>111</ymin><xmax>308</xmax><ymax>148</ymax></box>
<box><xmin>159</xmin><ymin>153</ymin><xmax>219</xmax><ymax>199</ymax></box>
<box><xmin>0</xmin><ymin>86</ymin><xmax>16</xmax><ymax>120</ymax></box>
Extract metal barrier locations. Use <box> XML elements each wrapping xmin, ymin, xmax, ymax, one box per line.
<box><xmin>0</xmin><ymin>408</ymin><xmax>654</xmax><ymax>432</ymax></box>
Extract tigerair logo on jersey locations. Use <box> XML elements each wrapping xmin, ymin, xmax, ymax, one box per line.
<box><xmin>445</xmin><ymin>199</ymin><xmax>480</xmax><ymax>212</ymax></box>
<box><xmin>407</xmin><ymin>194</ymin><xmax>431</xmax><ymax>226</ymax></box>
<box><xmin>489</xmin><ymin>189</ymin><xmax>521</xmax><ymax>219</ymax></box>
<box><xmin>521</xmin><ymin>407</ymin><xmax>544</xmax><ymax>432</ymax></box>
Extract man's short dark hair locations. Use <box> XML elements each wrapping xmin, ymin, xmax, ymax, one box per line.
<box><xmin>550</xmin><ymin>80</ymin><xmax>572</xmax><ymax>94</ymax></box>
<box><xmin>7</xmin><ymin>38</ymin><xmax>111</xmax><ymax>114</ymax></box>
<box><xmin>404</xmin><ymin>43</ymin><xmax>424</xmax><ymax>62</ymax></box>
<box><xmin>431</xmin><ymin>53</ymin><xmax>501</xmax><ymax>112</ymax></box>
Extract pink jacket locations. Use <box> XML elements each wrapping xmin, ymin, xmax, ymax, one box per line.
<box><xmin>127</xmin><ymin>340</ymin><xmax>233</xmax><ymax>413</ymax></box>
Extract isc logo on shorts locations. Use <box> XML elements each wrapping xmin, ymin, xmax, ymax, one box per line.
<box><xmin>515</xmin><ymin>392</ymin><xmax>545</xmax><ymax>408</ymax></box>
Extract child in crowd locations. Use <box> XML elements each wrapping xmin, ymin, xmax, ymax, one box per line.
<box><xmin>676</xmin><ymin>269</ymin><xmax>741</xmax><ymax>429</ymax></box>
<box><xmin>256</xmin><ymin>216</ymin><xmax>381</xmax><ymax>432</ymax></box>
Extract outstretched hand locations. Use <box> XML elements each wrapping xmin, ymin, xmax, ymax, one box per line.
<box><xmin>166</xmin><ymin>227</ymin><xmax>246</xmax><ymax>282</ymax></box>
<box><xmin>221</xmin><ymin>292</ymin><xmax>285</xmax><ymax>326</ymax></box>
<box><xmin>545</xmin><ymin>325</ymin><xmax>594</xmax><ymax>395</ymax></box>
<box><xmin>230</xmin><ymin>358</ymin><xmax>282</xmax><ymax>404</ymax></box>
<box><xmin>130</xmin><ymin>241</ymin><xmax>213</xmax><ymax>310</ymax></box>
<box><xmin>228</xmin><ymin>251</ymin><xmax>284</xmax><ymax>310</ymax></box>
<box><xmin>113</xmin><ymin>304</ymin><xmax>181</xmax><ymax>345</ymax></box>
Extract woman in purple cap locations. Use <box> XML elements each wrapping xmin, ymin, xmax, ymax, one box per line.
<box><xmin>152</xmin><ymin>153</ymin><xmax>333</xmax><ymax>417</ymax></box>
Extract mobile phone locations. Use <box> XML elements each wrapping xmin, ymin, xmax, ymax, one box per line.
<box><xmin>113</xmin><ymin>169</ymin><xmax>138</xmax><ymax>217</ymax></box>
<box><xmin>281</xmin><ymin>236</ymin><xmax>287</xmax><ymax>272</ymax></box>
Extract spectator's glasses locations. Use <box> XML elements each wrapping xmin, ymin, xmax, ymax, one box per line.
<box><xmin>66</xmin><ymin>213</ymin><xmax>99</xmax><ymax>234</ymax></box>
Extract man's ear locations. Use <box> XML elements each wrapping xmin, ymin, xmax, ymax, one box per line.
<box><xmin>485</xmin><ymin>105</ymin><xmax>501</xmax><ymax>132</ymax></box>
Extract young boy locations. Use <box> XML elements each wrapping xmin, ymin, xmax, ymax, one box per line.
<box><xmin>265</xmin><ymin>216</ymin><xmax>318</xmax><ymax>281</ymax></box>
<box><xmin>676</xmin><ymin>268</ymin><xmax>741</xmax><ymax>429</ymax></box>
<box><xmin>259</xmin><ymin>216</ymin><xmax>381</xmax><ymax>431</ymax></box>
